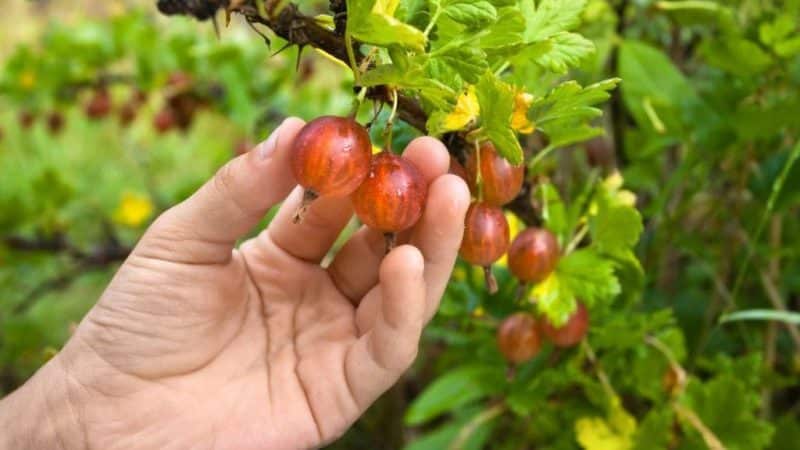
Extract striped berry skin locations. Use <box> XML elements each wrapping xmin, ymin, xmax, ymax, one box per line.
<box><xmin>466</xmin><ymin>141</ymin><xmax>524</xmax><ymax>206</ymax></box>
<box><xmin>508</xmin><ymin>228</ymin><xmax>559</xmax><ymax>284</ymax></box>
<box><xmin>541</xmin><ymin>302</ymin><xmax>589</xmax><ymax>348</ymax></box>
<box><xmin>459</xmin><ymin>202</ymin><xmax>509</xmax><ymax>267</ymax></box>
<box><xmin>351</xmin><ymin>152</ymin><xmax>427</xmax><ymax>234</ymax></box>
<box><xmin>290</xmin><ymin>116</ymin><xmax>372</xmax><ymax>198</ymax></box>
<box><xmin>497</xmin><ymin>312</ymin><xmax>541</xmax><ymax>364</ymax></box>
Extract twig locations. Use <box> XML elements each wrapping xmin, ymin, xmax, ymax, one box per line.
<box><xmin>582</xmin><ymin>341</ymin><xmax>617</xmax><ymax>399</ymax></box>
<box><xmin>4</xmin><ymin>232</ymin><xmax>131</xmax><ymax>313</ymax></box>
<box><xmin>448</xmin><ymin>404</ymin><xmax>504</xmax><ymax>450</ymax></box>
<box><xmin>673</xmin><ymin>404</ymin><xmax>727</xmax><ymax>450</ymax></box>
<box><xmin>646</xmin><ymin>336</ymin><xmax>728</xmax><ymax>450</ymax></box>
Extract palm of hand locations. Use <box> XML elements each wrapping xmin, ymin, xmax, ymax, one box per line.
<box><xmin>55</xmin><ymin>119</ymin><xmax>469</xmax><ymax>450</ymax></box>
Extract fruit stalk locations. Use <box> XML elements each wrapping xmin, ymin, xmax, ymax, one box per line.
<box><xmin>293</xmin><ymin>189</ymin><xmax>319</xmax><ymax>224</ymax></box>
<box><xmin>483</xmin><ymin>266</ymin><xmax>498</xmax><ymax>294</ymax></box>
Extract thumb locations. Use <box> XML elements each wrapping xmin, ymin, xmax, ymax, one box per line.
<box><xmin>137</xmin><ymin>117</ymin><xmax>306</xmax><ymax>264</ymax></box>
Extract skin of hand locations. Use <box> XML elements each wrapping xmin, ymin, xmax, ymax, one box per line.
<box><xmin>0</xmin><ymin>118</ymin><xmax>471</xmax><ymax>450</ymax></box>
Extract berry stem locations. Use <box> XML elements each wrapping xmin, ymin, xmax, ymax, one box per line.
<box><xmin>383</xmin><ymin>89</ymin><xmax>399</xmax><ymax>152</ymax></box>
<box><xmin>345</xmin><ymin>32</ymin><xmax>360</xmax><ymax>86</ymax></box>
<box><xmin>293</xmin><ymin>189</ymin><xmax>319</xmax><ymax>224</ymax></box>
<box><xmin>474</xmin><ymin>140</ymin><xmax>484</xmax><ymax>202</ymax></box>
<box><xmin>383</xmin><ymin>232</ymin><xmax>396</xmax><ymax>255</ymax></box>
<box><xmin>505</xmin><ymin>364</ymin><xmax>517</xmax><ymax>381</ymax></box>
<box><xmin>484</xmin><ymin>265</ymin><xmax>498</xmax><ymax>294</ymax></box>
<box><xmin>516</xmin><ymin>282</ymin><xmax>528</xmax><ymax>301</ymax></box>
<box><xmin>349</xmin><ymin>86</ymin><xmax>368</xmax><ymax>119</ymax></box>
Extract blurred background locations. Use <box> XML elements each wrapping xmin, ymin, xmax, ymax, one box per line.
<box><xmin>1</xmin><ymin>1</ymin><xmax>799</xmax><ymax>449</ymax></box>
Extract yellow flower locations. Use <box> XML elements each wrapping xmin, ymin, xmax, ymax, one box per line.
<box><xmin>20</xmin><ymin>71</ymin><xmax>36</xmax><ymax>90</ymax></box>
<box><xmin>113</xmin><ymin>192</ymin><xmax>154</xmax><ymax>228</ymax></box>
<box><xmin>603</xmin><ymin>171</ymin><xmax>637</xmax><ymax>207</ymax></box>
<box><xmin>472</xmin><ymin>306</ymin><xmax>485</xmax><ymax>317</ymax></box>
<box><xmin>575</xmin><ymin>396</ymin><xmax>637</xmax><ymax>450</ymax></box>
<box><xmin>511</xmin><ymin>91</ymin><xmax>535</xmax><ymax>134</ymax></box>
<box><xmin>442</xmin><ymin>86</ymin><xmax>480</xmax><ymax>132</ymax></box>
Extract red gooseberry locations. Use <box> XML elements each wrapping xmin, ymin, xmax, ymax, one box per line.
<box><xmin>497</xmin><ymin>312</ymin><xmax>541</xmax><ymax>364</ymax></box>
<box><xmin>290</xmin><ymin>116</ymin><xmax>372</xmax><ymax>222</ymax></box>
<box><xmin>46</xmin><ymin>111</ymin><xmax>65</xmax><ymax>135</ymax></box>
<box><xmin>466</xmin><ymin>141</ymin><xmax>524</xmax><ymax>206</ymax></box>
<box><xmin>153</xmin><ymin>107</ymin><xmax>176</xmax><ymax>134</ymax></box>
<box><xmin>351</xmin><ymin>151</ymin><xmax>427</xmax><ymax>252</ymax></box>
<box><xmin>540</xmin><ymin>302</ymin><xmax>589</xmax><ymax>348</ymax></box>
<box><xmin>19</xmin><ymin>110</ymin><xmax>36</xmax><ymax>129</ymax></box>
<box><xmin>459</xmin><ymin>202</ymin><xmax>510</xmax><ymax>293</ymax></box>
<box><xmin>584</xmin><ymin>137</ymin><xmax>616</xmax><ymax>170</ymax></box>
<box><xmin>85</xmin><ymin>88</ymin><xmax>112</xmax><ymax>120</ymax></box>
<box><xmin>508</xmin><ymin>228</ymin><xmax>559</xmax><ymax>284</ymax></box>
<box><xmin>119</xmin><ymin>102</ymin><xmax>138</xmax><ymax>127</ymax></box>
<box><xmin>448</xmin><ymin>155</ymin><xmax>469</xmax><ymax>183</ymax></box>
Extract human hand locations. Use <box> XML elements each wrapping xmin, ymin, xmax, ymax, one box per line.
<box><xmin>0</xmin><ymin>118</ymin><xmax>470</xmax><ymax>450</ymax></box>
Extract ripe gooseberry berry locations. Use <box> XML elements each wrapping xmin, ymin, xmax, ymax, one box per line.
<box><xmin>119</xmin><ymin>102</ymin><xmax>138</xmax><ymax>127</ymax></box>
<box><xmin>497</xmin><ymin>312</ymin><xmax>541</xmax><ymax>364</ymax></box>
<box><xmin>466</xmin><ymin>141</ymin><xmax>524</xmax><ymax>206</ymax></box>
<box><xmin>19</xmin><ymin>110</ymin><xmax>36</xmax><ymax>129</ymax></box>
<box><xmin>584</xmin><ymin>137</ymin><xmax>615</xmax><ymax>170</ymax></box>
<box><xmin>85</xmin><ymin>88</ymin><xmax>112</xmax><ymax>120</ymax></box>
<box><xmin>153</xmin><ymin>107</ymin><xmax>176</xmax><ymax>134</ymax></box>
<box><xmin>290</xmin><ymin>116</ymin><xmax>372</xmax><ymax>222</ymax></box>
<box><xmin>448</xmin><ymin>155</ymin><xmax>469</xmax><ymax>183</ymax></box>
<box><xmin>351</xmin><ymin>151</ymin><xmax>427</xmax><ymax>252</ymax></box>
<box><xmin>459</xmin><ymin>202</ymin><xmax>510</xmax><ymax>294</ymax></box>
<box><xmin>540</xmin><ymin>302</ymin><xmax>589</xmax><ymax>347</ymax></box>
<box><xmin>508</xmin><ymin>227</ymin><xmax>559</xmax><ymax>284</ymax></box>
<box><xmin>46</xmin><ymin>111</ymin><xmax>65</xmax><ymax>135</ymax></box>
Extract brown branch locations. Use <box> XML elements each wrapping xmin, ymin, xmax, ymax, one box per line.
<box><xmin>4</xmin><ymin>232</ymin><xmax>131</xmax><ymax>314</ymax></box>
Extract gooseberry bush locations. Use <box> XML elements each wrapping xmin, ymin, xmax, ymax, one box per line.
<box><xmin>3</xmin><ymin>0</ymin><xmax>799</xmax><ymax>449</ymax></box>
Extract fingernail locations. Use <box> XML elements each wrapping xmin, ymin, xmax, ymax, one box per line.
<box><xmin>257</xmin><ymin>120</ymin><xmax>285</xmax><ymax>160</ymax></box>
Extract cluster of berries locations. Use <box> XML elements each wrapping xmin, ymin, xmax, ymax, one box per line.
<box><xmin>289</xmin><ymin>115</ymin><xmax>584</xmax><ymax>365</ymax></box>
<box><xmin>290</xmin><ymin>116</ymin><xmax>427</xmax><ymax>250</ymax></box>
<box><xmin>497</xmin><ymin>303</ymin><xmax>589</xmax><ymax>365</ymax></box>
<box><xmin>8</xmin><ymin>72</ymin><xmax>208</xmax><ymax>138</ymax></box>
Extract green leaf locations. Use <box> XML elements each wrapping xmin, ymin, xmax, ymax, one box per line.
<box><xmin>537</xmin><ymin>183</ymin><xmax>568</xmax><ymax>243</ymax></box>
<box><xmin>633</xmin><ymin>407</ymin><xmax>674</xmax><ymax>450</ymax></box>
<box><xmin>475</xmin><ymin>72</ymin><xmax>523</xmax><ymax>164</ymax></box>
<box><xmin>590</xmin><ymin>178</ymin><xmax>643</xmax><ymax>257</ymax></box>
<box><xmin>529</xmin><ymin>78</ymin><xmax>619</xmax><ymax>149</ymax></box>
<box><xmin>618</xmin><ymin>40</ymin><xmax>693</xmax><ymax>136</ymax></box>
<box><xmin>404</xmin><ymin>364</ymin><xmax>506</xmax><ymax>425</ymax></box>
<box><xmin>699</xmin><ymin>37</ymin><xmax>773</xmax><ymax>76</ymax></box>
<box><xmin>521</xmin><ymin>0</ymin><xmax>588</xmax><ymax>41</ymax></box>
<box><xmin>432</xmin><ymin>46</ymin><xmax>489</xmax><ymax>84</ymax></box>
<box><xmin>682</xmin><ymin>375</ymin><xmax>774</xmax><ymax>450</ymax></box>
<box><xmin>654</xmin><ymin>0</ymin><xmax>734</xmax><ymax>27</ymax></box>
<box><xmin>533</xmin><ymin>31</ymin><xmax>595</xmax><ymax>73</ymax></box>
<box><xmin>346</xmin><ymin>0</ymin><xmax>427</xmax><ymax>51</ymax></box>
<box><xmin>404</xmin><ymin>406</ymin><xmax>499</xmax><ymax>450</ymax></box>
<box><xmin>759</xmin><ymin>14</ymin><xmax>796</xmax><ymax>47</ymax></box>
<box><xmin>532</xmin><ymin>249</ymin><xmax>620</xmax><ymax>326</ymax></box>
<box><xmin>442</xmin><ymin>0</ymin><xmax>498</xmax><ymax>30</ymax></box>
<box><xmin>360</xmin><ymin>55</ymin><xmax>458</xmax><ymax>110</ymax></box>
<box><xmin>719</xmin><ymin>309</ymin><xmax>800</xmax><ymax>325</ymax></box>
<box><xmin>479</xmin><ymin>6</ymin><xmax>526</xmax><ymax>51</ymax></box>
